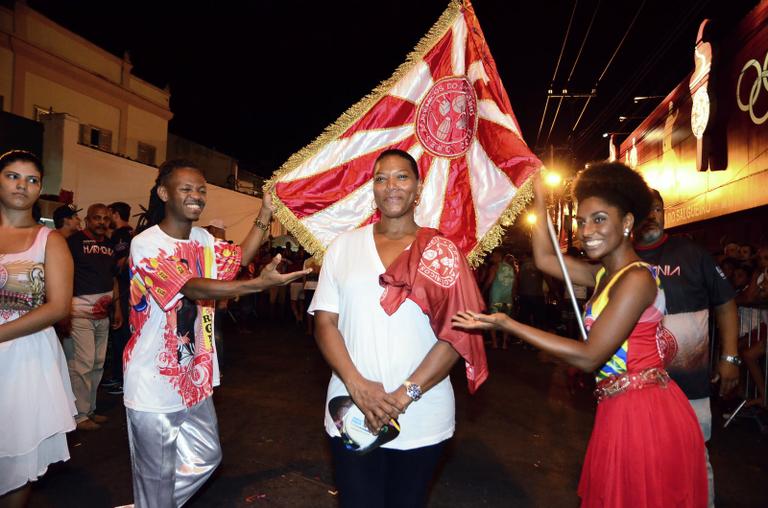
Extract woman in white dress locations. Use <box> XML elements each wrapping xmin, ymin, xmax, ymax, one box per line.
<box><xmin>0</xmin><ymin>150</ymin><xmax>75</xmax><ymax>507</ymax></box>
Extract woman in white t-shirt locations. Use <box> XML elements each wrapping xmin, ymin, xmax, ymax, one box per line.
<box><xmin>309</xmin><ymin>149</ymin><xmax>464</xmax><ymax>507</ymax></box>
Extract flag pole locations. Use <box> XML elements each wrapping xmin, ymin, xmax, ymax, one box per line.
<box><xmin>545</xmin><ymin>213</ymin><xmax>588</xmax><ymax>341</ymax></box>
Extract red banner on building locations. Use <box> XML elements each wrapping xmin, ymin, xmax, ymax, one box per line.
<box><xmin>267</xmin><ymin>0</ymin><xmax>541</xmax><ymax>266</ymax></box>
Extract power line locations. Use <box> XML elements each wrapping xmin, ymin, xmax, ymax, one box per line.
<box><xmin>535</xmin><ymin>0</ymin><xmax>579</xmax><ymax>146</ymax></box>
<box><xmin>596</xmin><ymin>0</ymin><xmax>645</xmax><ymax>83</ymax></box>
<box><xmin>571</xmin><ymin>0</ymin><xmax>643</xmax><ymax>134</ymax></box>
<box><xmin>574</xmin><ymin>0</ymin><xmax>710</xmax><ymax>152</ymax></box>
<box><xmin>567</xmin><ymin>0</ymin><xmax>601</xmax><ymax>83</ymax></box>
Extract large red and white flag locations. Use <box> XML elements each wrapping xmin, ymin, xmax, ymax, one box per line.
<box><xmin>267</xmin><ymin>0</ymin><xmax>541</xmax><ymax>266</ymax></box>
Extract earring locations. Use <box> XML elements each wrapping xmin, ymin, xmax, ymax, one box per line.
<box><xmin>414</xmin><ymin>196</ymin><xmax>421</xmax><ymax>207</ymax></box>
<box><xmin>371</xmin><ymin>198</ymin><xmax>378</xmax><ymax>212</ymax></box>
<box><xmin>623</xmin><ymin>227</ymin><xmax>631</xmax><ymax>237</ymax></box>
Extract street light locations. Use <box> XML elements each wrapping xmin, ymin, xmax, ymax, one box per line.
<box><xmin>544</xmin><ymin>171</ymin><xmax>562</xmax><ymax>187</ymax></box>
<box><xmin>525</xmin><ymin>212</ymin><xmax>537</xmax><ymax>225</ymax></box>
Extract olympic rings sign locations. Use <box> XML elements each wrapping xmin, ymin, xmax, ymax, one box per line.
<box><xmin>736</xmin><ymin>51</ymin><xmax>768</xmax><ymax>125</ymax></box>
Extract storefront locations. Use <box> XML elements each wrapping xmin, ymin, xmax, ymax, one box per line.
<box><xmin>617</xmin><ymin>2</ymin><xmax>768</xmax><ymax>252</ymax></box>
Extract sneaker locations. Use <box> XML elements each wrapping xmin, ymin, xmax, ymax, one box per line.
<box><xmin>76</xmin><ymin>419</ymin><xmax>101</xmax><ymax>431</ymax></box>
<box><xmin>89</xmin><ymin>414</ymin><xmax>109</xmax><ymax>424</ymax></box>
<box><xmin>107</xmin><ymin>385</ymin><xmax>123</xmax><ymax>395</ymax></box>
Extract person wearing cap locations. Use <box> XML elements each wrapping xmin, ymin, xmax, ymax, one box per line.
<box><xmin>53</xmin><ymin>204</ymin><xmax>82</xmax><ymax>238</ymax></box>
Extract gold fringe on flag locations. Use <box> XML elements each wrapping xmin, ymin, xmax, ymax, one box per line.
<box><xmin>466</xmin><ymin>174</ymin><xmax>535</xmax><ymax>268</ymax></box>
<box><xmin>266</xmin><ymin>0</ymin><xmax>537</xmax><ymax>267</ymax></box>
<box><xmin>265</xmin><ymin>0</ymin><xmax>464</xmax><ymax>261</ymax></box>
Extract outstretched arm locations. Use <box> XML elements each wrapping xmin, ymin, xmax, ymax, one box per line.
<box><xmin>239</xmin><ymin>192</ymin><xmax>274</xmax><ymax>266</ymax></box>
<box><xmin>180</xmin><ymin>253</ymin><xmax>310</xmax><ymax>301</ymax></box>
<box><xmin>0</xmin><ymin>231</ymin><xmax>73</xmax><ymax>344</ymax></box>
<box><xmin>530</xmin><ymin>173</ymin><xmax>598</xmax><ymax>287</ymax></box>
<box><xmin>453</xmin><ymin>267</ymin><xmax>656</xmax><ymax>372</ymax></box>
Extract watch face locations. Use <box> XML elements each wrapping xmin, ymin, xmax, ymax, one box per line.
<box><xmin>406</xmin><ymin>383</ymin><xmax>422</xmax><ymax>400</ymax></box>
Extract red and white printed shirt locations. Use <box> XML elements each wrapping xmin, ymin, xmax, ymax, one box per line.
<box><xmin>123</xmin><ymin>225</ymin><xmax>241</xmax><ymax>412</ymax></box>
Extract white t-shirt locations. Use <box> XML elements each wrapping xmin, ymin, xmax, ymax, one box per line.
<box><xmin>308</xmin><ymin>224</ymin><xmax>455</xmax><ymax>450</ymax></box>
<box><xmin>123</xmin><ymin>225</ymin><xmax>242</xmax><ymax>412</ymax></box>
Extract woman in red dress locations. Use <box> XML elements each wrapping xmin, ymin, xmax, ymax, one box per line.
<box><xmin>453</xmin><ymin>162</ymin><xmax>707</xmax><ymax>507</ymax></box>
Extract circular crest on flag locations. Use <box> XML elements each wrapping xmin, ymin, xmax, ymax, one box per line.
<box><xmin>416</xmin><ymin>76</ymin><xmax>477</xmax><ymax>158</ymax></box>
<box><xmin>418</xmin><ymin>236</ymin><xmax>460</xmax><ymax>288</ymax></box>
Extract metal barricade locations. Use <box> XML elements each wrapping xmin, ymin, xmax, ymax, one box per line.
<box><xmin>723</xmin><ymin>303</ymin><xmax>768</xmax><ymax>430</ymax></box>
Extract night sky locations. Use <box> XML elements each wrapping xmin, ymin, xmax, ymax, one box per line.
<box><xmin>17</xmin><ymin>0</ymin><xmax>760</xmax><ymax>176</ymax></box>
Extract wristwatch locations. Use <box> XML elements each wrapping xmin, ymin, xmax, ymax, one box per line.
<box><xmin>403</xmin><ymin>380</ymin><xmax>422</xmax><ymax>402</ymax></box>
<box><xmin>720</xmin><ymin>354</ymin><xmax>742</xmax><ymax>366</ymax></box>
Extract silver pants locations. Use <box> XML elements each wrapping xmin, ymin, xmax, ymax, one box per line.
<box><xmin>126</xmin><ymin>398</ymin><xmax>222</xmax><ymax>508</ymax></box>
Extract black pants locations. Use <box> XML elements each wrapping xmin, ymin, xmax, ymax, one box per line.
<box><xmin>329</xmin><ymin>436</ymin><xmax>446</xmax><ymax>508</ymax></box>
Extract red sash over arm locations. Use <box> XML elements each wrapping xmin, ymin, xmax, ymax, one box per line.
<box><xmin>379</xmin><ymin>228</ymin><xmax>488</xmax><ymax>393</ymax></box>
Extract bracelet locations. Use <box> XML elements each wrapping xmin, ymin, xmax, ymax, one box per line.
<box><xmin>254</xmin><ymin>218</ymin><xmax>269</xmax><ymax>231</ymax></box>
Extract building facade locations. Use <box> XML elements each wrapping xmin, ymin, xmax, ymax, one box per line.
<box><xmin>0</xmin><ymin>1</ymin><xmax>172</xmax><ymax>165</ymax></box>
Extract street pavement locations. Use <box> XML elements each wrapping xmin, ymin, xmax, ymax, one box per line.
<box><xmin>29</xmin><ymin>318</ymin><xmax>768</xmax><ymax>507</ymax></box>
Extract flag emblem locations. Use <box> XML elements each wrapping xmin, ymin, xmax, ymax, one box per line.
<box><xmin>267</xmin><ymin>0</ymin><xmax>541</xmax><ymax>266</ymax></box>
<box><xmin>416</xmin><ymin>76</ymin><xmax>478</xmax><ymax>157</ymax></box>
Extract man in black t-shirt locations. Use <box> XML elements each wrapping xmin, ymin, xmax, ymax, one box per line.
<box><xmin>64</xmin><ymin>203</ymin><xmax>122</xmax><ymax>431</ymax></box>
<box><xmin>103</xmin><ymin>202</ymin><xmax>133</xmax><ymax>394</ymax></box>
<box><xmin>635</xmin><ymin>189</ymin><xmax>738</xmax><ymax>507</ymax></box>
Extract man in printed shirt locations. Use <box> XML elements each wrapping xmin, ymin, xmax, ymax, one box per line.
<box><xmin>65</xmin><ymin>203</ymin><xmax>122</xmax><ymax>431</ymax></box>
<box><xmin>123</xmin><ymin>159</ymin><xmax>308</xmax><ymax>507</ymax></box>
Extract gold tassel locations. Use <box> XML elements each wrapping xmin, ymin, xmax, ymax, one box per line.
<box><xmin>466</xmin><ymin>175</ymin><xmax>535</xmax><ymax>268</ymax></box>
<box><xmin>265</xmin><ymin>0</ymin><xmax>537</xmax><ymax>267</ymax></box>
<box><xmin>265</xmin><ymin>0</ymin><xmax>464</xmax><ymax>259</ymax></box>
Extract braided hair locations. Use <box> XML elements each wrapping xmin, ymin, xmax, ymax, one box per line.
<box><xmin>136</xmin><ymin>159</ymin><xmax>203</xmax><ymax>233</ymax></box>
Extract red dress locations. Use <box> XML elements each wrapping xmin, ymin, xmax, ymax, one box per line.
<box><xmin>577</xmin><ymin>262</ymin><xmax>707</xmax><ymax>507</ymax></box>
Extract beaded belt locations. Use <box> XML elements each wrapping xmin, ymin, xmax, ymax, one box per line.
<box><xmin>594</xmin><ymin>367</ymin><xmax>670</xmax><ymax>402</ymax></box>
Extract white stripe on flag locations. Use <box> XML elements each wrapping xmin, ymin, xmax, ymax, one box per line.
<box><xmin>301</xmin><ymin>180</ymin><xmax>376</xmax><ymax>248</ymax></box>
<box><xmin>478</xmin><ymin>99</ymin><xmax>522</xmax><ymax>139</ymax></box>
<box><xmin>467</xmin><ymin>61</ymin><xmax>489</xmax><ymax>85</ymax></box>
<box><xmin>389</xmin><ymin>61</ymin><xmax>434</xmax><ymax>105</ymax></box>
<box><xmin>451</xmin><ymin>15</ymin><xmax>468</xmax><ymax>76</ymax></box>
<box><xmin>467</xmin><ymin>138</ymin><xmax>518</xmax><ymax>240</ymax></box>
<box><xmin>415</xmin><ymin>156</ymin><xmax>450</xmax><ymax>229</ymax></box>
<box><xmin>279</xmin><ymin>125</ymin><xmax>415</xmax><ymax>183</ymax></box>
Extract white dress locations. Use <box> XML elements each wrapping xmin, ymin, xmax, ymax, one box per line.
<box><xmin>0</xmin><ymin>227</ymin><xmax>76</xmax><ymax>495</ymax></box>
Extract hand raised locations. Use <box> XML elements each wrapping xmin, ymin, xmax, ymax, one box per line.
<box><xmin>260</xmin><ymin>191</ymin><xmax>275</xmax><ymax>215</ymax></box>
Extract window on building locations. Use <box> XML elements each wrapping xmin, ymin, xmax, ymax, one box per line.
<box><xmin>137</xmin><ymin>142</ymin><xmax>157</xmax><ymax>165</ymax></box>
<box><xmin>34</xmin><ymin>105</ymin><xmax>52</xmax><ymax>121</ymax></box>
<box><xmin>79</xmin><ymin>124</ymin><xmax>113</xmax><ymax>152</ymax></box>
